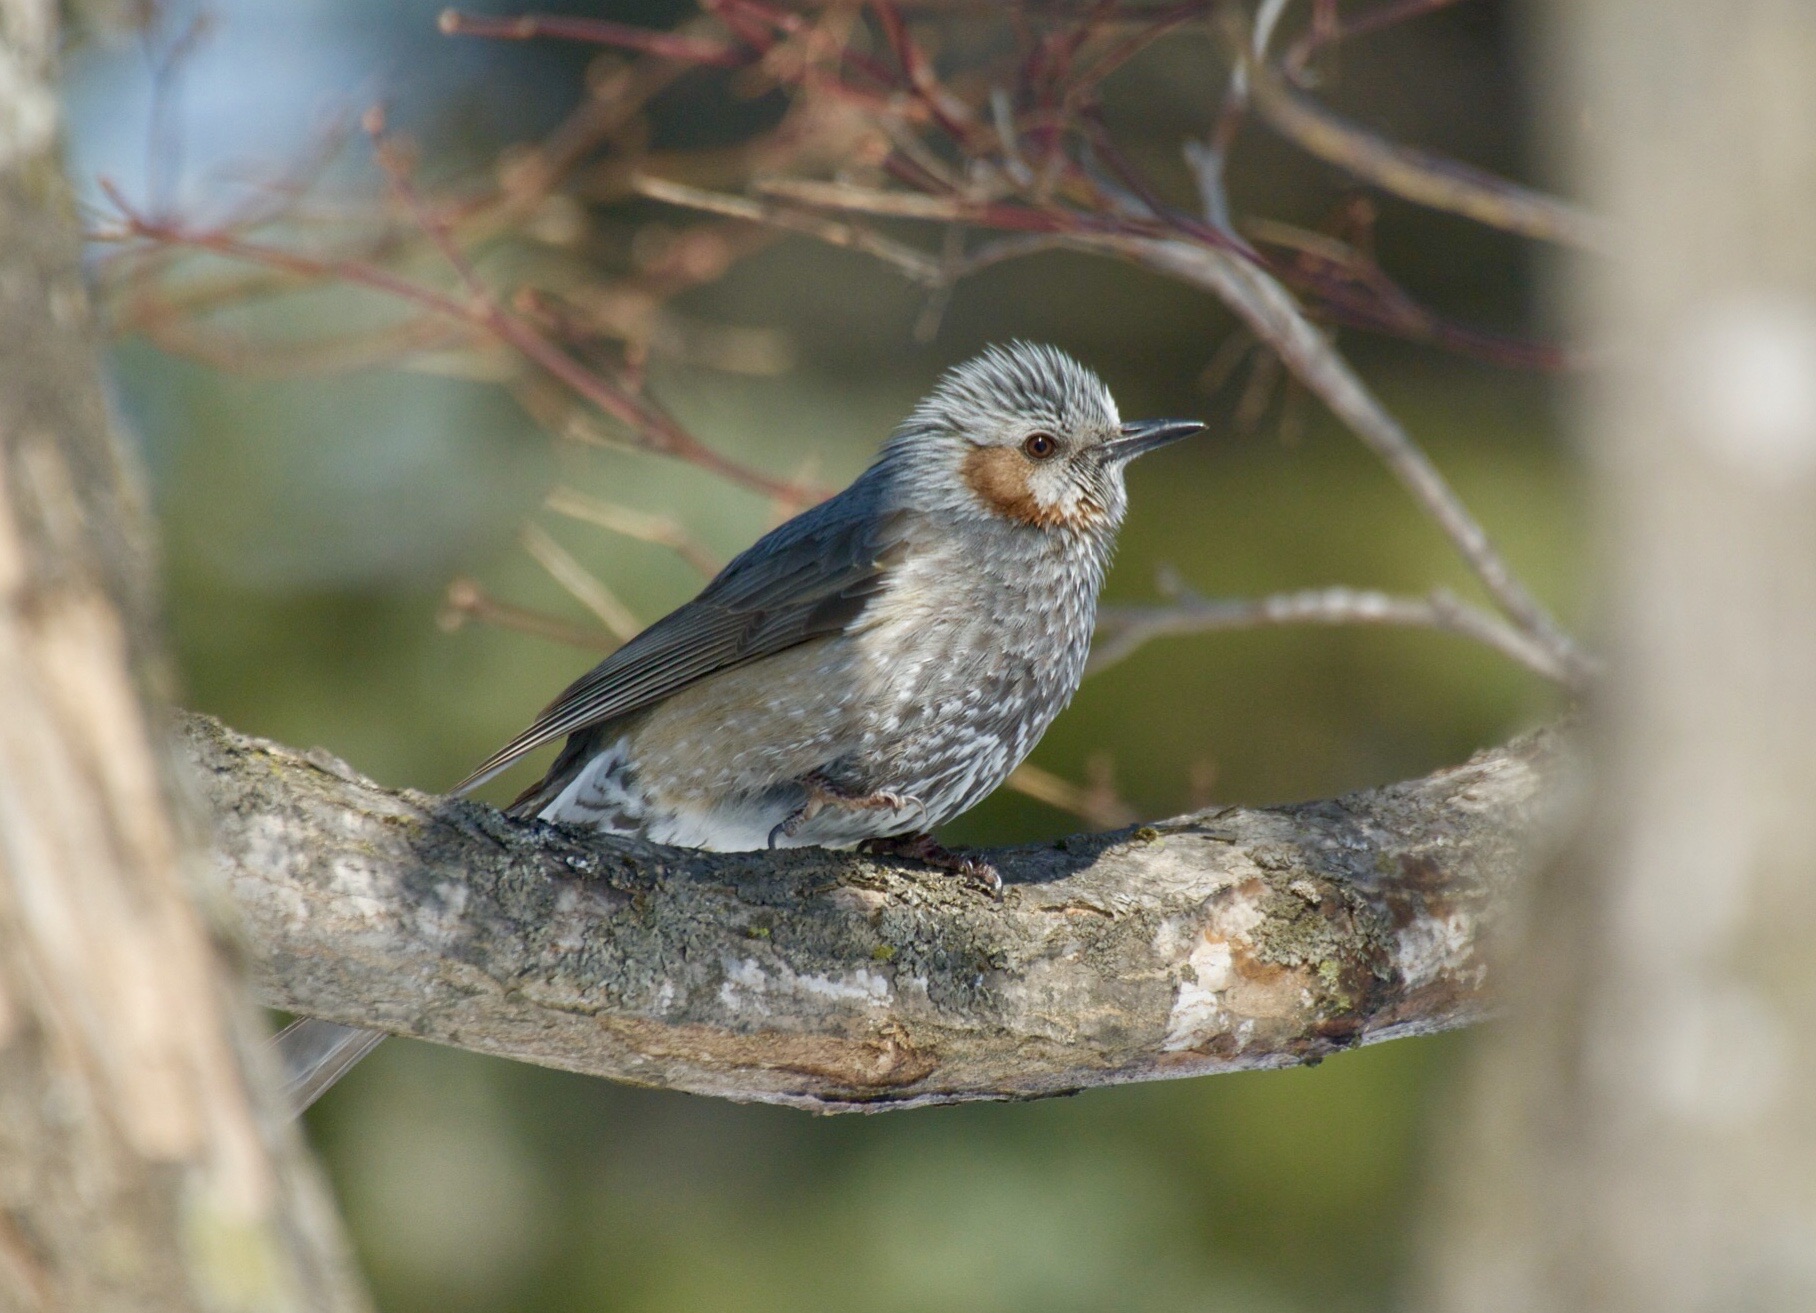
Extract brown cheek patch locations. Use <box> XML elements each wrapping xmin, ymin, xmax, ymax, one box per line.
<box><xmin>962</xmin><ymin>446</ymin><xmax>1050</xmax><ymax>525</ymax></box>
<box><xmin>961</xmin><ymin>447</ymin><xmax>1107</xmax><ymax>529</ymax></box>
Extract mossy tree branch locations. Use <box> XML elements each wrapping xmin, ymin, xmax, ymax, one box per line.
<box><xmin>183</xmin><ymin>713</ymin><xmax>1568</xmax><ymax>1112</ymax></box>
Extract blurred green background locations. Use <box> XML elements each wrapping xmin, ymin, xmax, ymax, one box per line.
<box><xmin>71</xmin><ymin>2</ymin><xmax>1578</xmax><ymax>1309</ymax></box>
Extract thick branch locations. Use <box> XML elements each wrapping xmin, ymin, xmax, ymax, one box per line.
<box><xmin>182</xmin><ymin>712</ymin><xmax>1569</xmax><ymax>1113</ymax></box>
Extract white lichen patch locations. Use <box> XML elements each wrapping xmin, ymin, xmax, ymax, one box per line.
<box><xmin>411</xmin><ymin>880</ymin><xmax>469</xmax><ymax>946</ymax></box>
<box><xmin>548</xmin><ymin>884</ymin><xmax>589</xmax><ymax>953</ymax></box>
<box><xmin>1395</xmin><ymin>910</ymin><xmax>1475</xmax><ymax>990</ymax></box>
<box><xmin>716</xmin><ymin>955</ymin><xmax>893</xmax><ymax>1017</ymax></box>
<box><xmin>315</xmin><ymin>850</ymin><xmax>391</xmax><ymax>924</ymax></box>
<box><xmin>1159</xmin><ymin>889</ymin><xmax>1267</xmax><ymax>1052</ymax></box>
<box><xmin>1162</xmin><ymin>935</ymin><xmax>1235</xmax><ymax>1051</ymax></box>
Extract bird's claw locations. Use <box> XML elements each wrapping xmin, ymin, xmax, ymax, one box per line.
<box><xmin>860</xmin><ymin>833</ymin><xmax>1002</xmax><ymax>900</ymax></box>
<box><xmin>954</xmin><ymin>857</ymin><xmax>1003</xmax><ymax>900</ymax></box>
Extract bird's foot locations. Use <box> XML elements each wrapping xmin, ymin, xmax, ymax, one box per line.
<box><xmin>860</xmin><ymin>832</ymin><xmax>1003</xmax><ymax>900</ymax></box>
<box><xmin>769</xmin><ymin>774</ymin><xmax>922</xmax><ymax>849</ymax></box>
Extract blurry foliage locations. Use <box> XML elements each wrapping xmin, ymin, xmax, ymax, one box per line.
<box><xmin>72</xmin><ymin>1</ymin><xmax>1580</xmax><ymax>1309</ymax></box>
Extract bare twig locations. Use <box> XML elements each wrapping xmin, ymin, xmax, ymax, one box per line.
<box><xmin>437</xmin><ymin>9</ymin><xmax>747</xmax><ymax>67</ymax></box>
<box><xmin>1081</xmin><ymin>225</ymin><xmax>1592</xmax><ymax>687</ymax></box>
<box><xmin>1004</xmin><ymin>759</ymin><xmax>1140</xmax><ymax>828</ymax></box>
<box><xmin>752</xmin><ymin>176</ymin><xmax>987</xmax><ymax>221</ymax></box>
<box><xmin>631</xmin><ymin>174</ymin><xmax>946</xmax><ymax>283</ymax></box>
<box><xmin>545</xmin><ymin>486</ymin><xmax>723</xmax><ymax>577</ymax></box>
<box><xmin>1091</xmin><ymin>582</ymin><xmax>1580</xmax><ymax>683</ymax></box>
<box><xmin>1282</xmin><ymin>0</ymin><xmax>1466</xmax><ymax>81</ymax></box>
<box><xmin>635</xmin><ymin>175</ymin><xmax>1083</xmax><ymax>287</ymax></box>
<box><xmin>870</xmin><ymin>0</ymin><xmax>980</xmax><ymax>141</ymax></box>
<box><xmin>367</xmin><ymin>115</ymin><xmax>817</xmax><ymax>505</ymax></box>
<box><xmin>439</xmin><ymin>577</ymin><xmax>618</xmax><ymax>651</ymax></box>
<box><xmin>1239</xmin><ymin>34</ymin><xmax>1610</xmax><ymax>252</ymax></box>
<box><xmin>95</xmin><ymin>186</ymin><xmax>816</xmax><ymax>505</ymax></box>
<box><xmin>518</xmin><ymin>524</ymin><xmax>642</xmax><ymax>642</ymax></box>
<box><xmin>111</xmin><ymin>305</ymin><xmax>470</xmax><ymax>378</ymax></box>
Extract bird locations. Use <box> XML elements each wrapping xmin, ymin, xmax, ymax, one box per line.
<box><xmin>275</xmin><ymin>341</ymin><xmax>1203</xmax><ymax>1112</ymax></box>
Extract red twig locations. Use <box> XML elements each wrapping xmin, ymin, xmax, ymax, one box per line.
<box><xmin>379</xmin><ymin>121</ymin><xmax>819</xmax><ymax>503</ymax></box>
<box><xmin>1066</xmin><ymin>1</ymin><xmax>1201</xmax><ymax>96</ymax></box>
<box><xmin>1077</xmin><ymin>110</ymin><xmax>1259</xmax><ymax>260</ymax></box>
<box><xmin>437</xmin><ymin>9</ymin><xmax>747</xmax><ymax>67</ymax></box>
<box><xmin>868</xmin><ymin>1</ymin><xmax>976</xmax><ymax>142</ymax></box>
<box><xmin>98</xmin><ymin>175</ymin><xmax>816</xmax><ymax>505</ymax></box>
<box><xmin>1283</xmin><ymin>0</ymin><xmax>1466</xmax><ymax>79</ymax></box>
<box><xmin>703</xmin><ymin>0</ymin><xmax>899</xmax><ymax>89</ymax></box>
<box><xmin>1044</xmin><ymin>0</ymin><xmax>1120</xmax><ymax>89</ymax></box>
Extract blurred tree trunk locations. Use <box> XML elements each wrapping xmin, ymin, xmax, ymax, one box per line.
<box><xmin>0</xmin><ymin>5</ymin><xmax>366</xmax><ymax>1309</ymax></box>
<box><xmin>1420</xmin><ymin>2</ymin><xmax>1816</xmax><ymax>1309</ymax></box>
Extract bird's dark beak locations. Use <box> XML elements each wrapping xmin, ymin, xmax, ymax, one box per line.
<box><xmin>1101</xmin><ymin>418</ymin><xmax>1206</xmax><ymax>464</ymax></box>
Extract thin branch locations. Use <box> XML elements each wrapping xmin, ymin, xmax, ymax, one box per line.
<box><xmin>438</xmin><ymin>577</ymin><xmax>618</xmax><ymax>651</ymax></box>
<box><xmin>751</xmin><ymin>176</ymin><xmax>991</xmax><ymax>221</ymax></box>
<box><xmin>183</xmin><ymin>712</ymin><xmax>1568</xmax><ymax>1112</ymax></box>
<box><xmin>1238</xmin><ymin>35</ymin><xmax>1610</xmax><ymax>252</ymax></box>
<box><xmin>111</xmin><ymin>304</ymin><xmax>469</xmax><ymax>378</ymax></box>
<box><xmin>869</xmin><ymin>0</ymin><xmax>980</xmax><ymax>141</ymax></box>
<box><xmin>1074</xmin><ymin>224</ymin><xmax>1593</xmax><ymax>687</ymax></box>
<box><xmin>437</xmin><ymin>9</ymin><xmax>748</xmax><ymax>67</ymax></box>
<box><xmin>1003</xmin><ymin>759</ymin><xmax>1139</xmax><ymax>828</ymax></box>
<box><xmin>631</xmin><ymin>174</ymin><xmax>946</xmax><ymax>284</ymax></box>
<box><xmin>1090</xmin><ymin>582</ymin><xmax>1580</xmax><ymax>683</ymax></box>
<box><xmin>369</xmin><ymin>116</ymin><xmax>811</xmax><ymax>503</ymax></box>
<box><xmin>1282</xmin><ymin>0</ymin><xmax>1466</xmax><ymax>81</ymax></box>
<box><xmin>1065</xmin><ymin>1</ymin><xmax>1202</xmax><ymax>99</ymax></box>
<box><xmin>695</xmin><ymin>168</ymin><xmax>1588</xmax><ymax>684</ymax></box>
<box><xmin>96</xmin><ymin>187</ymin><xmax>817</xmax><ymax>505</ymax></box>
<box><xmin>544</xmin><ymin>486</ymin><xmax>723</xmax><ymax>576</ymax></box>
<box><xmin>634</xmin><ymin>175</ymin><xmax>1081</xmax><ymax>288</ymax></box>
<box><xmin>518</xmin><ymin>523</ymin><xmax>642</xmax><ymax>643</ymax></box>
<box><xmin>1241</xmin><ymin>215</ymin><xmax>1577</xmax><ymax>371</ymax></box>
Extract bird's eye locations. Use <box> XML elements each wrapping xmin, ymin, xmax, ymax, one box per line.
<box><xmin>1022</xmin><ymin>432</ymin><xmax>1058</xmax><ymax>460</ymax></box>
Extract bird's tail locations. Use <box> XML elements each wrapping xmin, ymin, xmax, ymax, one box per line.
<box><xmin>273</xmin><ymin>1018</ymin><xmax>388</xmax><ymax>1116</ymax></box>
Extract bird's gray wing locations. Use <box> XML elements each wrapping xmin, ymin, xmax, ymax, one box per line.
<box><xmin>454</xmin><ymin>497</ymin><xmax>910</xmax><ymax>795</ymax></box>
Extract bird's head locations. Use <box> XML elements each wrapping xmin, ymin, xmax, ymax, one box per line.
<box><xmin>884</xmin><ymin>342</ymin><xmax>1203</xmax><ymax>535</ymax></box>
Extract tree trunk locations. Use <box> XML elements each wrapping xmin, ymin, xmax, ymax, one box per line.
<box><xmin>0</xmin><ymin>5</ymin><xmax>366</xmax><ymax>1308</ymax></box>
<box><xmin>1419</xmin><ymin>2</ymin><xmax>1816</xmax><ymax>1308</ymax></box>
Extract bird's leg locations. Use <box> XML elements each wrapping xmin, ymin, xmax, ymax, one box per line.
<box><xmin>767</xmin><ymin>772</ymin><xmax>920</xmax><ymax>849</ymax></box>
<box><xmin>859</xmin><ymin>832</ymin><xmax>1003</xmax><ymax>900</ymax></box>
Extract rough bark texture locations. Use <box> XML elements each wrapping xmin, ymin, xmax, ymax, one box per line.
<box><xmin>181</xmin><ymin>712</ymin><xmax>1568</xmax><ymax>1113</ymax></box>
<box><xmin>1420</xmin><ymin>4</ymin><xmax>1816</xmax><ymax>1310</ymax></box>
<box><xmin>0</xmin><ymin>6</ymin><xmax>366</xmax><ymax>1308</ymax></box>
